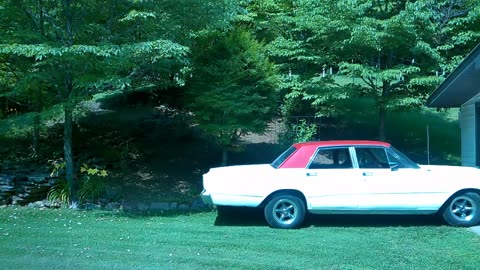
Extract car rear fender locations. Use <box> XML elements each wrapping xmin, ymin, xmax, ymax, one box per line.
<box><xmin>438</xmin><ymin>188</ymin><xmax>480</xmax><ymax>213</ymax></box>
<box><xmin>260</xmin><ymin>189</ymin><xmax>307</xmax><ymax>209</ymax></box>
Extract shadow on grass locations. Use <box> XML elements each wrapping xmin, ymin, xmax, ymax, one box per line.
<box><xmin>213</xmin><ymin>207</ymin><xmax>445</xmax><ymax>228</ymax></box>
<box><xmin>304</xmin><ymin>214</ymin><xmax>444</xmax><ymax>228</ymax></box>
<box><xmin>214</xmin><ymin>207</ymin><xmax>267</xmax><ymax>227</ymax></box>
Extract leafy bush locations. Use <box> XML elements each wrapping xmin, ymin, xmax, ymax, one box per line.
<box><xmin>47</xmin><ymin>160</ymin><xmax>109</xmax><ymax>205</ymax></box>
<box><xmin>77</xmin><ymin>164</ymin><xmax>108</xmax><ymax>203</ymax></box>
<box><xmin>47</xmin><ymin>178</ymin><xmax>70</xmax><ymax>206</ymax></box>
<box><xmin>293</xmin><ymin>119</ymin><xmax>317</xmax><ymax>143</ymax></box>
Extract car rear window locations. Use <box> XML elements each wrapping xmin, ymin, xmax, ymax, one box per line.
<box><xmin>271</xmin><ymin>146</ymin><xmax>297</xmax><ymax>168</ymax></box>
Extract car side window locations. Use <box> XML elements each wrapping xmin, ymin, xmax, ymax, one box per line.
<box><xmin>386</xmin><ymin>151</ymin><xmax>402</xmax><ymax>168</ymax></box>
<box><xmin>356</xmin><ymin>147</ymin><xmax>390</xmax><ymax>169</ymax></box>
<box><xmin>308</xmin><ymin>148</ymin><xmax>352</xmax><ymax>169</ymax></box>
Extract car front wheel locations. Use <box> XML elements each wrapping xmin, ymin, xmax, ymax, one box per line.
<box><xmin>443</xmin><ymin>192</ymin><xmax>480</xmax><ymax>227</ymax></box>
<box><xmin>264</xmin><ymin>195</ymin><xmax>305</xmax><ymax>229</ymax></box>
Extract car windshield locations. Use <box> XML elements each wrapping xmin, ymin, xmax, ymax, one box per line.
<box><xmin>271</xmin><ymin>146</ymin><xmax>297</xmax><ymax>168</ymax></box>
<box><xmin>387</xmin><ymin>146</ymin><xmax>420</xmax><ymax>169</ymax></box>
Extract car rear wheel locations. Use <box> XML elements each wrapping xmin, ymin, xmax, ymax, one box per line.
<box><xmin>442</xmin><ymin>192</ymin><xmax>480</xmax><ymax>227</ymax></box>
<box><xmin>264</xmin><ymin>195</ymin><xmax>305</xmax><ymax>229</ymax></box>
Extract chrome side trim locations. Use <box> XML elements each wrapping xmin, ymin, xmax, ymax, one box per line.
<box><xmin>308</xmin><ymin>209</ymin><xmax>438</xmax><ymax>215</ymax></box>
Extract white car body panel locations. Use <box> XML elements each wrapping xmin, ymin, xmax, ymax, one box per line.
<box><xmin>201</xmin><ymin>163</ymin><xmax>480</xmax><ymax>214</ymax></box>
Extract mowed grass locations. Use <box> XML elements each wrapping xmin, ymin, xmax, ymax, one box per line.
<box><xmin>1</xmin><ymin>207</ymin><xmax>480</xmax><ymax>270</ymax></box>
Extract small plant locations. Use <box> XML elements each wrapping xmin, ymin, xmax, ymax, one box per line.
<box><xmin>78</xmin><ymin>163</ymin><xmax>108</xmax><ymax>203</ymax></box>
<box><xmin>293</xmin><ymin>119</ymin><xmax>317</xmax><ymax>143</ymax></box>
<box><xmin>47</xmin><ymin>159</ymin><xmax>69</xmax><ymax>205</ymax></box>
<box><xmin>47</xmin><ymin>160</ymin><xmax>109</xmax><ymax>205</ymax></box>
<box><xmin>47</xmin><ymin>178</ymin><xmax>70</xmax><ymax>206</ymax></box>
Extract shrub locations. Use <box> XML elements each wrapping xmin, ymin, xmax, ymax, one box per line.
<box><xmin>47</xmin><ymin>160</ymin><xmax>109</xmax><ymax>205</ymax></box>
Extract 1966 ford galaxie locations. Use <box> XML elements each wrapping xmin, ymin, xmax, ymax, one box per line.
<box><xmin>201</xmin><ymin>140</ymin><xmax>480</xmax><ymax>229</ymax></box>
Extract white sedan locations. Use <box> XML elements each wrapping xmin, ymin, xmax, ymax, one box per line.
<box><xmin>201</xmin><ymin>140</ymin><xmax>480</xmax><ymax>229</ymax></box>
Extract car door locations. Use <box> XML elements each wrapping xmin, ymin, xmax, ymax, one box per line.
<box><xmin>304</xmin><ymin>146</ymin><xmax>363</xmax><ymax>211</ymax></box>
<box><xmin>354</xmin><ymin>146</ymin><xmax>424</xmax><ymax>210</ymax></box>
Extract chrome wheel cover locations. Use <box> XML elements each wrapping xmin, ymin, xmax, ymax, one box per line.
<box><xmin>272</xmin><ymin>199</ymin><xmax>297</xmax><ymax>225</ymax></box>
<box><xmin>450</xmin><ymin>196</ymin><xmax>477</xmax><ymax>222</ymax></box>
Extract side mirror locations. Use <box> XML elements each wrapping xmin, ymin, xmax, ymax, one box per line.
<box><xmin>389</xmin><ymin>162</ymin><xmax>399</xmax><ymax>171</ymax></box>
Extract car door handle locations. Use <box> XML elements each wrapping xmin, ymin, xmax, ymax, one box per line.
<box><xmin>306</xmin><ymin>172</ymin><xmax>317</xmax><ymax>177</ymax></box>
<box><xmin>362</xmin><ymin>172</ymin><xmax>373</xmax><ymax>176</ymax></box>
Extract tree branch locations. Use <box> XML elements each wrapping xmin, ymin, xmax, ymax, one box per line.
<box><xmin>361</xmin><ymin>76</ymin><xmax>377</xmax><ymax>92</ymax></box>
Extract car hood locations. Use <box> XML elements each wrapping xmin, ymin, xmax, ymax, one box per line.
<box><xmin>419</xmin><ymin>165</ymin><xmax>480</xmax><ymax>180</ymax></box>
<box><xmin>420</xmin><ymin>164</ymin><xmax>479</xmax><ymax>172</ymax></box>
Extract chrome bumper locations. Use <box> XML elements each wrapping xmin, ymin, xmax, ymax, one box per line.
<box><xmin>200</xmin><ymin>190</ymin><xmax>213</xmax><ymax>205</ymax></box>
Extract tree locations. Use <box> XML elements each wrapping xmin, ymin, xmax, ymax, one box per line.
<box><xmin>187</xmin><ymin>28</ymin><xmax>278</xmax><ymax>165</ymax></box>
<box><xmin>244</xmin><ymin>0</ymin><xmax>480</xmax><ymax>141</ymax></box>
<box><xmin>288</xmin><ymin>0</ymin><xmax>446</xmax><ymax>140</ymax></box>
<box><xmin>426</xmin><ymin>0</ymin><xmax>480</xmax><ymax>72</ymax></box>
<box><xmin>242</xmin><ymin>0</ymin><xmax>357</xmax><ymax>131</ymax></box>
<box><xmin>0</xmin><ymin>0</ymin><xmax>237</xmax><ymax>204</ymax></box>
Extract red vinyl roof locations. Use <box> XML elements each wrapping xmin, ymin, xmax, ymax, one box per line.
<box><xmin>280</xmin><ymin>140</ymin><xmax>391</xmax><ymax>168</ymax></box>
<box><xmin>293</xmin><ymin>140</ymin><xmax>391</xmax><ymax>148</ymax></box>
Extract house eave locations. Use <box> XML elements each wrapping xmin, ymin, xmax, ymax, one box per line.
<box><xmin>427</xmin><ymin>43</ymin><xmax>480</xmax><ymax>108</ymax></box>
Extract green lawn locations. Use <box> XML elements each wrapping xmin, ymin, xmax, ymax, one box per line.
<box><xmin>1</xmin><ymin>207</ymin><xmax>480</xmax><ymax>270</ymax></box>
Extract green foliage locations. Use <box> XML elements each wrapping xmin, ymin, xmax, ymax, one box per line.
<box><xmin>0</xmin><ymin>40</ymin><xmax>188</xmax><ymax>59</ymax></box>
<box><xmin>47</xmin><ymin>159</ymin><xmax>69</xmax><ymax>205</ymax></box>
<box><xmin>0</xmin><ymin>0</ymin><xmax>240</xmax><ymax>199</ymax></box>
<box><xmin>187</xmin><ymin>28</ymin><xmax>279</xmax><ymax>148</ymax></box>
<box><xmin>47</xmin><ymin>179</ymin><xmax>70</xmax><ymax>206</ymax></box>
<box><xmin>292</xmin><ymin>119</ymin><xmax>317</xmax><ymax>143</ymax></box>
<box><xmin>241</xmin><ymin>0</ymin><xmax>480</xmax><ymax>140</ymax></box>
<box><xmin>242</xmin><ymin>0</ymin><xmax>353</xmax><ymax>120</ymax></box>
<box><xmin>0</xmin><ymin>0</ymin><xmax>478</xmax><ymax>201</ymax></box>
<box><xmin>48</xmin><ymin>160</ymin><xmax>109</xmax><ymax>205</ymax></box>
<box><xmin>78</xmin><ymin>164</ymin><xmax>108</xmax><ymax>203</ymax></box>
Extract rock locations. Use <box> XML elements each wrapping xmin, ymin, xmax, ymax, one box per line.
<box><xmin>0</xmin><ymin>191</ymin><xmax>13</xmax><ymax>197</ymax></box>
<box><xmin>28</xmin><ymin>174</ymin><xmax>50</xmax><ymax>184</ymax></box>
<box><xmin>97</xmin><ymin>198</ymin><xmax>109</xmax><ymax>207</ymax></box>
<box><xmin>82</xmin><ymin>203</ymin><xmax>101</xmax><ymax>210</ymax></box>
<box><xmin>105</xmin><ymin>202</ymin><xmax>121</xmax><ymax>211</ymax></box>
<box><xmin>121</xmin><ymin>201</ymin><xmax>137</xmax><ymax>211</ymax></box>
<box><xmin>0</xmin><ymin>185</ymin><xmax>15</xmax><ymax>191</ymax></box>
<box><xmin>24</xmin><ymin>186</ymin><xmax>50</xmax><ymax>194</ymax></box>
<box><xmin>191</xmin><ymin>197</ymin><xmax>210</xmax><ymax>210</ymax></box>
<box><xmin>0</xmin><ymin>172</ymin><xmax>55</xmax><ymax>206</ymax></box>
<box><xmin>0</xmin><ymin>199</ymin><xmax>10</xmax><ymax>205</ymax></box>
<box><xmin>0</xmin><ymin>174</ymin><xmax>14</xmax><ymax>185</ymax></box>
<box><xmin>149</xmin><ymin>202</ymin><xmax>170</xmax><ymax>211</ymax></box>
<box><xmin>178</xmin><ymin>204</ymin><xmax>190</xmax><ymax>210</ymax></box>
<box><xmin>11</xmin><ymin>196</ymin><xmax>26</xmax><ymax>205</ymax></box>
<box><xmin>169</xmin><ymin>202</ymin><xmax>178</xmax><ymax>210</ymax></box>
<box><xmin>42</xmin><ymin>199</ymin><xmax>61</xmax><ymax>208</ymax></box>
<box><xmin>137</xmin><ymin>203</ymin><xmax>149</xmax><ymax>211</ymax></box>
<box><xmin>12</xmin><ymin>175</ymin><xmax>28</xmax><ymax>183</ymax></box>
<box><xmin>37</xmin><ymin>183</ymin><xmax>54</xmax><ymax>187</ymax></box>
<box><xmin>28</xmin><ymin>201</ymin><xmax>45</xmax><ymax>208</ymax></box>
<box><xmin>48</xmin><ymin>178</ymin><xmax>59</xmax><ymax>185</ymax></box>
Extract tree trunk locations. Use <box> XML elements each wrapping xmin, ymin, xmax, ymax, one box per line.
<box><xmin>64</xmin><ymin>106</ymin><xmax>77</xmax><ymax>206</ymax></box>
<box><xmin>63</xmin><ymin>0</ymin><xmax>76</xmax><ymax>206</ymax></box>
<box><xmin>378</xmin><ymin>77</ymin><xmax>390</xmax><ymax>141</ymax></box>
<box><xmin>378</xmin><ymin>107</ymin><xmax>386</xmax><ymax>141</ymax></box>
<box><xmin>32</xmin><ymin>113</ymin><xmax>40</xmax><ymax>156</ymax></box>
<box><xmin>221</xmin><ymin>149</ymin><xmax>229</xmax><ymax>166</ymax></box>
